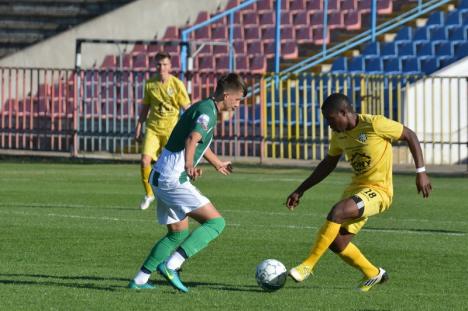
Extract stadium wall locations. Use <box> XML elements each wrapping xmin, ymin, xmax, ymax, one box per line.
<box><xmin>405</xmin><ymin>56</ymin><xmax>468</xmax><ymax>164</ymax></box>
<box><xmin>0</xmin><ymin>0</ymin><xmax>229</xmax><ymax>69</ymax></box>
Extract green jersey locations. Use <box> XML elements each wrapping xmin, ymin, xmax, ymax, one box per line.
<box><xmin>154</xmin><ymin>98</ymin><xmax>218</xmax><ymax>186</ymax></box>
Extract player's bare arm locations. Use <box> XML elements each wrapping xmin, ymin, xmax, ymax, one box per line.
<box><xmin>134</xmin><ymin>104</ymin><xmax>150</xmax><ymax>142</ymax></box>
<box><xmin>286</xmin><ymin>154</ymin><xmax>340</xmax><ymax>210</ymax></box>
<box><xmin>185</xmin><ymin>131</ymin><xmax>203</xmax><ymax>180</ymax></box>
<box><xmin>399</xmin><ymin>126</ymin><xmax>432</xmax><ymax>198</ymax></box>
<box><xmin>203</xmin><ymin>148</ymin><xmax>233</xmax><ymax>176</ymax></box>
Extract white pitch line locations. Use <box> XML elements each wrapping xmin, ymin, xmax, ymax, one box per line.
<box><xmin>1</xmin><ymin>202</ymin><xmax>468</xmax><ymax>226</ymax></box>
<box><xmin>0</xmin><ymin>209</ymin><xmax>465</xmax><ymax>237</ymax></box>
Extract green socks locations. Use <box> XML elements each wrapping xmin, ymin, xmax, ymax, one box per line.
<box><xmin>143</xmin><ymin>229</ymin><xmax>189</xmax><ymax>272</ymax></box>
<box><xmin>179</xmin><ymin>217</ymin><xmax>226</xmax><ymax>258</ymax></box>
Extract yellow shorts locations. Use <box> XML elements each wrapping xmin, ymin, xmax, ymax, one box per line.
<box><xmin>341</xmin><ymin>187</ymin><xmax>392</xmax><ymax>234</ymax></box>
<box><xmin>142</xmin><ymin>128</ymin><xmax>170</xmax><ymax>161</ymax></box>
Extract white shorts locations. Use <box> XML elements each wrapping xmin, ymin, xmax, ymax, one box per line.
<box><xmin>151</xmin><ymin>181</ymin><xmax>210</xmax><ymax>225</ymax></box>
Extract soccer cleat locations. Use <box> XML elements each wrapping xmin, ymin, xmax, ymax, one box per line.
<box><xmin>289</xmin><ymin>263</ymin><xmax>313</xmax><ymax>282</ymax></box>
<box><xmin>157</xmin><ymin>262</ymin><xmax>189</xmax><ymax>293</ymax></box>
<box><xmin>139</xmin><ymin>195</ymin><xmax>155</xmax><ymax>210</ymax></box>
<box><xmin>128</xmin><ymin>280</ymin><xmax>156</xmax><ymax>290</ymax></box>
<box><xmin>357</xmin><ymin>267</ymin><xmax>389</xmax><ymax>292</ymax></box>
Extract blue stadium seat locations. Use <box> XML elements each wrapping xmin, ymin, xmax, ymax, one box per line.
<box><xmin>362</xmin><ymin>42</ymin><xmax>380</xmax><ymax>56</ymax></box>
<box><xmin>445</xmin><ymin>10</ymin><xmax>463</xmax><ymax>26</ymax></box>
<box><xmin>448</xmin><ymin>25</ymin><xmax>468</xmax><ymax>40</ymax></box>
<box><xmin>381</xmin><ymin>42</ymin><xmax>397</xmax><ymax>58</ymax></box>
<box><xmin>420</xmin><ymin>58</ymin><xmax>438</xmax><ymax>73</ymax></box>
<box><xmin>426</xmin><ymin>11</ymin><xmax>445</xmax><ymax>27</ymax></box>
<box><xmin>383</xmin><ymin>58</ymin><xmax>400</xmax><ymax>74</ymax></box>
<box><xmin>364</xmin><ymin>56</ymin><xmax>383</xmax><ymax>73</ymax></box>
<box><xmin>349</xmin><ymin>56</ymin><xmax>364</xmax><ymax>73</ymax></box>
<box><xmin>331</xmin><ymin>57</ymin><xmax>348</xmax><ymax>73</ymax></box>
<box><xmin>414</xmin><ymin>28</ymin><xmax>430</xmax><ymax>41</ymax></box>
<box><xmin>438</xmin><ymin>56</ymin><xmax>456</xmax><ymax>68</ymax></box>
<box><xmin>460</xmin><ymin>0</ymin><xmax>468</xmax><ymax>9</ymax></box>
<box><xmin>395</xmin><ymin>27</ymin><xmax>413</xmax><ymax>42</ymax></box>
<box><xmin>416</xmin><ymin>41</ymin><xmax>434</xmax><ymax>57</ymax></box>
<box><xmin>401</xmin><ymin>57</ymin><xmax>420</xmax><ymax>74</ymax></box>
<box><xmin>397</xmin><ymin>42</ymin><xmax>415</xmax><ymax>57</ymax></box>
<box><xmin>430</xmin><ymin>26</ymin><xmax>448</xmax><ymax>41</ymax></box>
<box><xmin>453</xmin><ymin>41</ymin><xmax>468</xmax><ymax>58</ymax></box>
<box><xmin>434</xmin><ymin>41</ymin><xmax>453</xmax><ymax>56</ymax></box>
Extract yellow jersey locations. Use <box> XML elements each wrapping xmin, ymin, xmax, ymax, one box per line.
<box><xmin>143</xmin><ymin>74</ymin><xmax>190</xmax><ymax>134</ymax></box>
<box><xmin>328</xmin><ymin>114</ymin><xmax>404</xmax><ymax>198</ymax></box>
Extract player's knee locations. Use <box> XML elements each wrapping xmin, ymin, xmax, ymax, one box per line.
<box><xmin>206</xmin><ymin>217</ymin><xmax>225</xmax><ymax>235</ymax></box>
<box><xmin>141</xmin><ymin>157</ymin><xmax>151</xmax><ymax>167</ymax></box>
<box><xmin>327</xmin><ymin>205</ymin><xmax>345</xmax><ymax>223</ymax></box>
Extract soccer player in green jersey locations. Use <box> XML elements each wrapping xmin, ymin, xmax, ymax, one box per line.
<box><xmin>129</xmin><ymin>73</ymin><xmax>246</xmax><ymax>292</ymax></box>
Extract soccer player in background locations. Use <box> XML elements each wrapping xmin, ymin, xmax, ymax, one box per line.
<box><xmin>286</xmin><ymin>93</ymin><xmax>432</xmax><ymax>292</ymax></box>
<box><xmin>129</xmin><ymin>73</ymin><xmax>247</xmax><ymax>292</ymax></box>
<box><xmin>134</xmin><ymin>52</ymin><xmax>190</xmax><ymax>210</ymax></box>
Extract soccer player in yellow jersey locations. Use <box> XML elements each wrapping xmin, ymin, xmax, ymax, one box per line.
<box><xmin>135</xmin><ymin>52</ymin><xmax>190</xmax><ymax>210</ymax></box>
<box><xmin>286</xmin><ymin>93</ymin><xmax>432</xmax><ymax>292</ymax></box>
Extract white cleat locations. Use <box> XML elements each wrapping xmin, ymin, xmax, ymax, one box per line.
<box><xmin>357</xmin><ymin>267</ymin><xmax>389</xmax><ymax>292</ymax></box>
<box><xmin>139</xmin><ymin>195</ymin><xmax>155</xmax><ymax>210</ymax></box>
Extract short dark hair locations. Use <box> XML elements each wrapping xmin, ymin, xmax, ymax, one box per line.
<box><xmin>322</xmin><ymin>93</ymin><xmax>353</xmax><ymax>113</ymax></box>
<box><xmin>155</xmin><ymin>52</ymin><xmax>171</xmax><ymax>62</ymax></box>
<box><xmin>214</xmin><ymin>73</ymin><xmax>247</xmax><ymax>98</ymax></box>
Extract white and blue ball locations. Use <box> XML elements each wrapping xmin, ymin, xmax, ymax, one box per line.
<box><xmin>255</xmin><ymin>259</ymin><xmax>287</xmax><ymax>291</ymax></box>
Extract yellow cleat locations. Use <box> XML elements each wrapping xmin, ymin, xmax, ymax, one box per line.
<box><xmin>289</xmin><ymin>263</ymin><xmax>313</xmax><ymax>282</ymax></box>
<box><xmin>358</xmin><ymin>267</ymin><xmax>388</xmax><ymax>292</ymax></box>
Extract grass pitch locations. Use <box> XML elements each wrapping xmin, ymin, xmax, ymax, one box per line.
<box><xmin>0</xmin><ymin>161</ymin><xmax>467</xmax><ymax>310</ymax></box>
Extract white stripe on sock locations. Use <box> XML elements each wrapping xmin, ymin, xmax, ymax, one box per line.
<box><xmin>167</xmin><ymin>251</ymin><xmax>186</xmax><ymax>270</ymax></box>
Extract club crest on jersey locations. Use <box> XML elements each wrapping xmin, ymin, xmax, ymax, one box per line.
<box><xmin>166</xmin><ymin>87</ymin><xmax>174</xmax><ymax>96</ymax></box>
<box><xmin>197</xmin><ymin>114</ymin><xmax>210</xmax><ymax>130</ymax></box>
<box><xmin>358</xmin><ymin>132</ymin><xmax>367</xmax><ymax>143</ymax></box>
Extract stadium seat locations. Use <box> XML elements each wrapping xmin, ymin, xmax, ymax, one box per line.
<box><xmin>289</xmin><ymin>0</ymin><xmax>306</xmax><ymax>12</ymax></box>
<box><xmin>395</xmin><ymin>27</ymin><xmax>413</xmax><ymax>42</ymax></box>
<box><xmin>420</xmin><ymin>57</ymin><xmax>438</xmax><ymax>73</ymax></box>
<box><xmin>383</xmin><ymin>58</ymin><xmax>401</xmax><ymax>74</ymax></box>
<box><xmin>348</xmin><ymin>56</ymin><xmax>364</xmax><ymax>73</ymax></box>
<box><xmin>381</xmin><ymin>42</ymin><xmax>397</xmax><ymax>58</ymax></box>
<box><xmin>397</xmin><ymin>42</ymin><xmax>415</xmax><ymax>57</ymax></box>
<box><xmin>365</xmin><ymin>57</ymin><xmax>383</xmax><ymax>73</ymax></box>
<box><xmin>295</xmin><ymin>26</ymin><xmax>313</xmax><ymax>43</ymax></box>
<box><xmin>330</xmin><ymin>57</ymin><xmax>348</xmax><ymax>73</ymax></box>
<box><xmin>426</xmin><ymin>11</ymin><xmax>445</xmax><ymax>27</ymax></box>
<box><xmin>416</xmin><ymin>41</ymin><xmax>434</xmax><ymax>57</ymax></box>
<box><xmin>362</xmin><ymin>42</ymin><xmax>380</xmax><ymax>56</ymax></box>
<box><xmin>292</xmin><ymin>11</ymin><xmax>308</xmax><ymax>26</ymax></box>
<box><xmin>434</xmin><ymin>41</ymin><xmax>453</xmax><ymax>56</ymax></box>
<box><xmin>430</xmin><ymin>26</ymin><xmax>448</xmax><ymax>41</ymax></box>
<box><xmin>344</xmin><ymin>10</ymin><xmax>361</xmax><ymax>30</ymax></box>
<box><xmin>341</xmin><ymin>0</ymin><xmax>358</xmax><ymax>11</ymax></box>
<box><xmin>401</xmin><ymin>57</ymin><xmax>420</xmax><ymax>74</ymax></box>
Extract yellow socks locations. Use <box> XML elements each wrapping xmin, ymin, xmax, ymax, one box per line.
<box><xmin>338</xmin><ymin>243</ymin><xmax>379</xmax><ymax>278</ymax></box>
<box><xmin>141</xmin><ymin>165</ymin><xmax>154</xmax><ymax>197</ymax></box>
<box><xmin>303</xmin><ymin>220</ymin><xmax>341</xmax><ymax>268</ymax></box>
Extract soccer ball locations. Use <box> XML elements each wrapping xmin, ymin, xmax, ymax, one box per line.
<box><xmin>255</xmin><ymin>259</ymin><xmax>287</xmax><ymax>291</ymax></box>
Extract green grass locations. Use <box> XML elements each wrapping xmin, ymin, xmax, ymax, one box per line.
<box><xmin>0</xmin><ymin>162</ymin><xmax>467</xmax><ymax>310</ymax></box>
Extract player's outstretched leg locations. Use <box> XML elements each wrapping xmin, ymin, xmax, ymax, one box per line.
<box><xmin>357</xmin><ymin>267</ymin><xmax>388</xmax><ymax>292</ymax></box>
<box><xmin>129</xmin><ymin>229</ymin><xmax>189</xmax><ymax>290</ymax></box>
<box><xmin>289</xmin><ymin>220</ymin><xmax>341</xmax><ymax>282</ymax></box>
<box><xmin>159</xmin><ymin>216</ymin><xmax>225</xmax><ymax>292</ymax></box>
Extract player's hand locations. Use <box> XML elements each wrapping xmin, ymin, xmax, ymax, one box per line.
<box><xmin>216</xmin><ymin>161</ymin><xmax>233</xmax><ymax>176</ymax></box>
<box><xmin>416</xmin><ymin>172</ymin><xmax>432</xmax><ymax>198</ymax></box>
<box><xmin>134</xmin><ymin>128</ymin><xmax>142</xmax><ymax>143</ymax></box>
<box><xmin>286</xmin><ymin>191</ymin><xmax>302</xmax><ymax>211</ymax></box>
<box><xmin>186</xmin><ymin>165</ymin><xmax>203</xmax><ymax>181</ymax></box>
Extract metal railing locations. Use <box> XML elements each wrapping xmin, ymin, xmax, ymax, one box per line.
<box><xmin>1</xmin><ymin>68</ymin><xmax>466</xmax><ymax>166</ymax></box>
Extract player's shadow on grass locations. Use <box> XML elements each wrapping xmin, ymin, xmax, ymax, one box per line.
<box><xmin>0</xmin><ymin>273</ymin><xmax>264</xmax><ymax>292</ymax></box>
<box><xmin>0</xmin><ymin>273</ymin><xmax>128</xmax><ymax>292</ymax></box>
